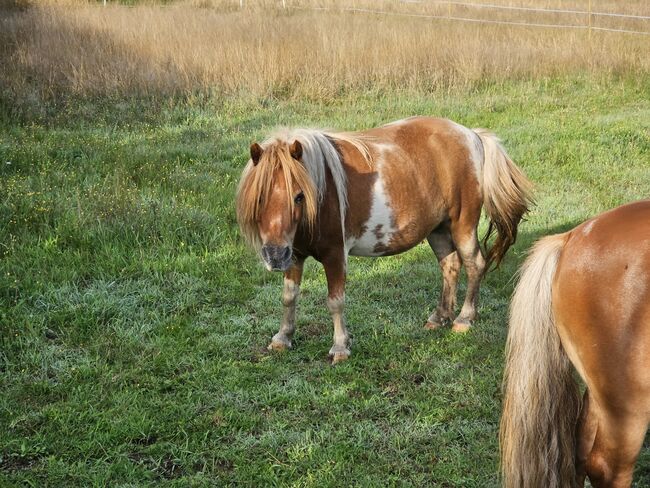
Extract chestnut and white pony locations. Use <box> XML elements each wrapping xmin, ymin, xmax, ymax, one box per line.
<box><xmin>236</xmin><ymin>116</ymin><xmax>532</xmax><ymax>363</ymax></box>
<box><xmin>501</xmin><ymin>200</ymin><xmax>650</xmax><ymax>487</ymax></box>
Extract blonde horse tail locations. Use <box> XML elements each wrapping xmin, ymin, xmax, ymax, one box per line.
<box><xmin>474</xmin><ymin>129</ymin><xmax>533</xmax><ymax>268</ymax></box>
<box><xmin>500</xmin><ymin>232</ymin><xmax>581</xmax><ymax>488</ymax></box>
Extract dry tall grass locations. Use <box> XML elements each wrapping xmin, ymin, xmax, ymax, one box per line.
<box><xmin>1</xmin><ymin>0</ymin><xmax>648</xmax><ymax>100</ymax></box>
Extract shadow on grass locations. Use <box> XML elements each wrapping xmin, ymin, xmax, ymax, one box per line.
<box><xmin>341</xmin><ymin>218</ymin><xmax>583</xmax><ymax>316</ymax></box>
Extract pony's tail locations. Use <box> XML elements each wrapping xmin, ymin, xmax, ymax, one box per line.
<box><xmin>474</xmin><ymin>129</ymin><xmax>534</xmax><ymax>268</ymax></box>
<box><xmin>500</xmin><ymin>232</ymin><xmax>581</xmax><ymax>488</ymax></box>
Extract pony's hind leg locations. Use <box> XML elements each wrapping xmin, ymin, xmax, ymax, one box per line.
<box><xmin>450</xmin><ymin>220</ymin><xmax>486</xmax><ymax>332</ymax></box>
<box><xmin>576</xmin><ymin>389</ymin><xmax>598</xmax><ymax>487</ymax></box>
<box><xmin>582</xmin><ymin>400</ymin><xmax>648</xmax><ymax>488</ymax></box>
<box><xmin>268</xmin><ymin>256</ymin><xmax>305</xmax><ymax>351</ymax></box>
<box><xmin>425</xmin><ymin>226</ymin><xmax>461</xmax><ymax>330</ymax></box>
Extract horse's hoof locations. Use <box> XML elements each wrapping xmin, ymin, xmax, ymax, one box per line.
<box><xmin>329</xmin><ymin>347</ymin><xmax>351</xmax><ymax>364</ymax></box>
<box><xmin>268</xmin><ymin>339</ymin><xmax>292</xmax><ymax>351</ymax></box>
<box><xmin>451</xmin><ymin>320</ymin><xmax>472</xmax><ymax>333</ymax></box>
<box><xmin>424</xmin><ymin>320</ymin><xmax>445</xmax><ymax>330</ymax></box>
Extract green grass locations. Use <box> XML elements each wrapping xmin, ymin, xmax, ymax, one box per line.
<box><xmin>1</xmin><ymin>76</ymin><xmax>649</xmax><ymax>486</ymax></box>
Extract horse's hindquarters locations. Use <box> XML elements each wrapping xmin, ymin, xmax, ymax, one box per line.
<box><xmin>552</xmin><ymin>203</ymin><xmax>650</xmax><ymax>412</ymax></box>
<box><xmin>552</xmin><ymin>201</ymin><xmax>650</xmax><ymax>487</ymax></box>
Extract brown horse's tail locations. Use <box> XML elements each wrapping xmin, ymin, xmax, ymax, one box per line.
<box><xmin>474</xmin><ymin>129</ymin><xmax>533</xmax><ymax>268</ymax></box>
<box><xmin>501</xmin><ymin>232</ymin><xmax>581</xmax><ymax>488</ymax></box>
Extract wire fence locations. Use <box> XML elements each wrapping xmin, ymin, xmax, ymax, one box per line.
<box><xmin>404</xmin><ymin>1</ymin><xmax>650</xmax><ymax>20</ymax></box>
<box><xmin>96</xmin><ymin>1</ymin><xmax>650</xmax><ymax>36</ymax></box>
<box><xmin>283</xmin><ymin>1</ymin><xmax>650</xmax><ymax>35</ymax></box>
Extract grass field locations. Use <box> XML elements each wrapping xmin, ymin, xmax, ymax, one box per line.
<box><xmin>1</xmin><ymin>1</ymin><xmax>650</xmax><ymax>486</ymax></box>
<box><xmin>2</xmin><ymin>77</ymin><xmax>649</xmax><ymax>486</ymax></box>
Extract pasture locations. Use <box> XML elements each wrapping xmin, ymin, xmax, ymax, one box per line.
<box><xmin>1</xmin><ymin>1</ymin><xmax>649</xmax><ymax>486</ymax></box>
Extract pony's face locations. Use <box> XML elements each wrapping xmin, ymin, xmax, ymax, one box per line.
<box><xmin>253</xmin><ymin>141</ymin><xmax>306</xmax><ymax>272</ymax></box>
<box><xmin>257</xmin><ymin>166</ymin><xmax>306</xmax><ymax>271</ymax></box>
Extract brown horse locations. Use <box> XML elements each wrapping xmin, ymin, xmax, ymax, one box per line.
<box><xmin>501</xmin><ymin>200</ymin><xmax>650</xmax><ymax>487</ymax></box>
<box><xmin>236</xmin><ymin>117</ymin><xmax>532</xmax><ymax>363</ymax></box>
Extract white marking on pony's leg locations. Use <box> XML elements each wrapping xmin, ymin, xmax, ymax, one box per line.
<box><xmin>452</xmin><ymin>231</ymin><xmax>486</xmax><ymax>333</ymax></box>
<box><xmin>427</xmin><ymin>253</ymin><xmax>461</xmax><ymax>329</ymax></box>
<box><xmin>327</xmin><ymin>295</ymin><xmax>350</xmax><ymax>364</ymax></box>
<box><xmin>425</xmin><ymin>229</ymin><xmax>460</xmax><ymax>329</ymax></box>
<box><xmin>268</xmin><ymin>277</ymin><xmax>300</xmax><ymax>351</ymax></box>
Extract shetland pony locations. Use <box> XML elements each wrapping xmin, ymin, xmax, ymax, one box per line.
<box><xmin>501</xmin><ymin>200</ymin><xmax>650</xmax><ymax>487</ymax></box>
<box><xmin>236</xmin><ymin>116</ymin><xmax>532</xmax><ymax>363</ymax></box>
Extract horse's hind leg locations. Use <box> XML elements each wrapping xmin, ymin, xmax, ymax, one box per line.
<box><xmin>582</xmin><ymin>399</ymin><xmax>648</xmax><ymax>488</ymax></box>
<box><xmin>576</xmin><ymin>389</ymin><xmax>598</xmax><ymax>486</ymax></box>
<box><xmin>449</xmin><ymin>217</ymin><xmax>486</xmax><ymax>332</ymax></box>
<box><xmin>425</xmin><ymin>225</ymin><xmax>461</xmax><ymax>330</ymax></box>
<box><xmin>268</xmin><ymin>256</ymin><xmax>305</xmax><ymax>351</ymax></box>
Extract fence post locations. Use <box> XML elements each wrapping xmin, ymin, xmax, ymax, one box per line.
<box><xmin>588</xmin><ymin>0</ymin><xmax>592</xmax><ymax>39</ymax></box>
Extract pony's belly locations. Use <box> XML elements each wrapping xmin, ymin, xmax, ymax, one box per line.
<box><xmin>346</xmin><ymin>233</ymin><xmax>391</xmax><ymax>257</ymax></box>
<box><xmin>347</xmin><ymin>240</ymin><xmax>418</xmax><ymax>257</ymax></box>
<box><xmin>347</xmin><ymin>222</ymin><xmax>425</xmax><ymax>257</ymax></box>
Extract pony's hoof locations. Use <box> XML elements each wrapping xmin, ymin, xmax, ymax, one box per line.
<box><xmin>424</xmin><ymin>320</ymin><xmax>445</xmax><ymax>330</ymax></box>
<box><xmin>329</xmin><ymin>347</ymin><xmax>351</xmax><ymax>364</ymax></box>
<box><xmin>268</xmin><ymin>338</ymin><xmax>292</xmax><ymax>351</ymax></box>
<box><xmin>451</xmin><ymin>319</ymin><xmax>472</xmax><ymax>333</ymax></box>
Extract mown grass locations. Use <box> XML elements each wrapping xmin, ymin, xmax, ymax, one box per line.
<box><xmin>1</xmin><ymin>76</ymin><xmax>649</xmax><ymax>486</ymax></box>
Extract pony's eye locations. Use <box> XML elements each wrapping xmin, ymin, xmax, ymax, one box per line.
<box><xmin>294</xmin><ymin>193</ymin><xmax>305</xmax><ymax>204</ymax></box>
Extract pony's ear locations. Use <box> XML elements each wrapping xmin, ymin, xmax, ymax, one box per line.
<box><xmin>289</xmin><ymin>140</ymin><xmax>302</xmax><ymax>160</ymax></box>
<box><xmin>250</xmin><ymin>142</ymin><xmax>263</xmax><ymax>166</ymax></box>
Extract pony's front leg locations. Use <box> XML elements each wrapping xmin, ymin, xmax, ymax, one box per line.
<box><xmin>323</xmin><ymin>254</ymin><xmax>350</xmax><ymax>364</ymax></box>
<box><xmin>268</xmin><ymin>257</ymin><xmax>305</xmax><ymax>351</ymax></box>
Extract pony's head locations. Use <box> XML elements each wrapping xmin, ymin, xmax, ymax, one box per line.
<box><xmin>236</xmin><ymin>138</ymin><xmax>318</xmax><ymax>271</ymax></box>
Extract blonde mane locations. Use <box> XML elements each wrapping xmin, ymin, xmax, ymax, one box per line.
<box><xmin>236</xmin><ymin>128</ymin><xmax>371</xmax><ymax>252</ymax></box>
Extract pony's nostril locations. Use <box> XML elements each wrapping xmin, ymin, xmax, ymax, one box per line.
<box><xmin>261</xmin><ymin>245</ymin><xmax>291</xmax><ymax>268</ymax></box>
<box><xmin>261</xmin><ymin>246</ymin><xmax>272</xmax><ymax>262</ymax></box>
<box><xmin>281</xmin><ymin>247</ymin><xmax>292</xmax><ymax>261</ymax></box>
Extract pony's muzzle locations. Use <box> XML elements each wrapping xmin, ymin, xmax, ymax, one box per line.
<box><xmin>261</xmin><ymin>245</ymin><xmax>292</xmax><ymax>272</ymax></box>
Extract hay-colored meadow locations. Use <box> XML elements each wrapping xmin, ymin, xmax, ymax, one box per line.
<box><xmin>1</xmin><ymin>0</ymin><xmax>649</xmax><ymax>100</ymax></box>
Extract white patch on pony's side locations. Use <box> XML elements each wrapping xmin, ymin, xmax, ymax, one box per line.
<box><xmin>582</xmin><ymin>220</ymin><xmax>596</xmax><ymax>235</ymax></box>
<box><xmin>452</xmin><ymin>122</ymin><xmax>484</xmax><ymax>187</ymax></box>
<box><xmin>347</xmin><ymin>148</ymin><xmax>397</xmax><ymax>257</ymax></box>
<box><xmin>372</xmin><ymin>142</ymin><xmax>398</xmax><ymax>153</ymax></box>
<box><xmin>383</xmin><ymin>117</ymin><xmax>414</xmax><ymax>127</ymax></box>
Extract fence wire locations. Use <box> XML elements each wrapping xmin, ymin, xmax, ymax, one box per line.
<box><xmin>289</xmin><ymin>2</ymin><xmax>650</xmax><ymax>36</ymax></box>
<box><xmin>403</xmin><ymin>1</ymin><xmax>650</xmax><ymax>20</ymax></box>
